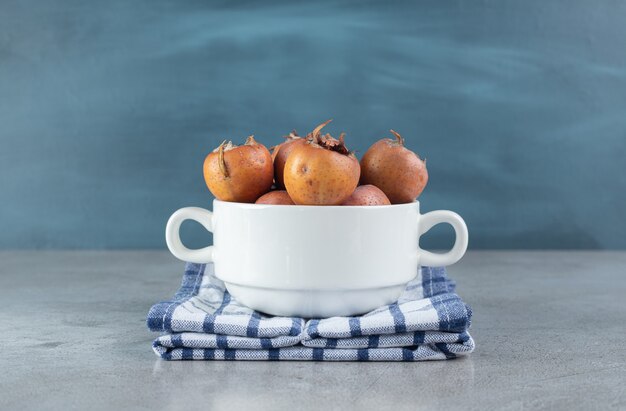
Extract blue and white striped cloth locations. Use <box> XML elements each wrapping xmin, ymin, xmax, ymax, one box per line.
<box><xmin>147</xmin><ymin>263</ymin><xmax>474</xmax><ymax>361</ymax></box>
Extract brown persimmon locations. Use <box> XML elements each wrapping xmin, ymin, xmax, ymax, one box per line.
<box><xmin>342</xmin><ymin>185</ymin><xmax>390</xmax><ymax>206</ymax></box>
<box><xmin>360</xmin><ymin>130</ymin><xmax>428</xmax><ymax>204</ymax></box>
<box><xmin>271</xmin><ymin>130</ymin><xmax>308</xmax><ymax>189</ymax></box>
<box><xmin>284</xmin><ymin>120</ymin><xmax>360</xmax><ymax>205</ymax></box>
<box><xmin>255</xmin><ymin>190</ymin><xmax>295</xmax><ymax>205</ymax></box>
<box><xmin>203</xmin><ymin>136</ymin><xmax>273</xmax><ymax>203</ymax></box>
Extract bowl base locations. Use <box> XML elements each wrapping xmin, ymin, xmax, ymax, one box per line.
<box><xmin>224</xmin><ymin>282</ymin><xmax>406</xmax><ymax>318</ymax></box>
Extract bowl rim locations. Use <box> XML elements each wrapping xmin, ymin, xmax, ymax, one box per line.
<box><xmin>213</xmin><ymin>199</ymin><xmax>419</xmax><ymax>210</ymax></box>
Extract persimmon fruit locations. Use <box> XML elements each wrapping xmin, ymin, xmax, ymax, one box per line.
<box><xmin>203</xmin><ymin>136</ymin><xmax>273</xmax><ymax>203</ymax></box>
<box><xmin>359</xmin><ymin>130</ymin><xmax>428</xmax><ymax>204</ymax></box>
<box><xmin>342</xmin><ymin>185</ymin><xmax>391</xmax><ymax>206</ymax></box>
<box><xmin>284</xmin><ymin>120</ymin><xmax>360</xmax><ymax>205</ymax></box>
<box><xmin>255</xmin><ymin>190</ymin><xmax>295</xmax><ymax>205</ymax></box>
<box><xmin>271</xmin><ymin>131</ymin><xmax>308</xmax><ymax>189</ymax></box>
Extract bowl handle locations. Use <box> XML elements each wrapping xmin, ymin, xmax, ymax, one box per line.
<box><xmin>418</xmin><ymin>210</ymin><xmax>468</xmax><ymax>267</ymax></box>
<box><xmin>165</xmin><ymin>207</ymin><xmax>215</xmax><ymax>263</ymax></box>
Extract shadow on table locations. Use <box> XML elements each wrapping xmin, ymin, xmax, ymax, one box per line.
<box><xmin>151</xmin><ymin>356</ymin><xmax>475</xmax><ymax>408</ymax></box>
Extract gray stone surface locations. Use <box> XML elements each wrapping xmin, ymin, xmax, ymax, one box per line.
<box><xmin>0</xmin><ymin>251</ymin><xmax>624</xmax><ymax>410</ymax></box>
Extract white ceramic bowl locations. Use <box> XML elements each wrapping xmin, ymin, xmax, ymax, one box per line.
<box><xmin>166</xmin><ymin>200</ymin><xmax>468</xmax><ymax>318</ymax></box>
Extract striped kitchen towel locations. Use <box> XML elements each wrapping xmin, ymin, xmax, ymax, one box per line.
<box><xmin>147</xmin><ymin>263</ymin><xmax>474</xmax><ymax>361</ymax></box>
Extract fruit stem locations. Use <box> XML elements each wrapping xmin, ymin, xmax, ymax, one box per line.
<box><xmin>218</xmin><ymin>140</ymin><xmax>229</xmax><ymax>178</ymax></box>
<box><xmin>245</xmin><ymin>135</ymin><xmax>256</xmax><ymax>145</ymax></box>
<box><xmin>390</xmin><ymin>129</ymin><xmax>404</xmax><ymax>146</ymax></box>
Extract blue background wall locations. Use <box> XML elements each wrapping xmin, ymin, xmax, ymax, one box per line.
<box><xmin>1</xmin><ymin>0</ymin><xmax>625</xmax><ymax>249</ymax></box>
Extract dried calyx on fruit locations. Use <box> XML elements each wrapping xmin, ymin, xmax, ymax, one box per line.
<box><xmin>283</xmin><ymin>120</ymin><xmax>360</xmax><ymax>205</ymax></box>
<box><xmin>316</xmin><ymin>132</ymin><xmax>350</xmax><ymax>155</ymax></box>
<box><xmin>215</xmin><ymin>140</ymin><xmax>235</xmax><ymax>177</ymax></box>
<box><xmin>203</xmin><ymin>135</ymin><xmax>274</xmax><ymax>203</ymax></box>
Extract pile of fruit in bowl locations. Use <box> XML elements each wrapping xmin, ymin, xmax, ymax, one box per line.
<box><xmin>203</xmin><ymin>120</ymin><xmax>428</xmax><ymax>206</ymax></box>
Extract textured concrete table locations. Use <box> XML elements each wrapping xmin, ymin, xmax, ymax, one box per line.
<box><xmin>1</xmin><ymin>251</ymin><xmax>624</xmax><ymax>410</ymax></box>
